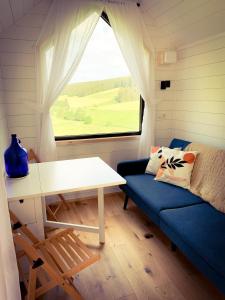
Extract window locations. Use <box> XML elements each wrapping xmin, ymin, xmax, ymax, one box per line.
<box><xmin>51</xmin><ymin>13</ymin><xmax>143</xmax><ymax>140</ymax></box>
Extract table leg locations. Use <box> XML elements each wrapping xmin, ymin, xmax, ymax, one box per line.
<box><xmin>42</xmin><ymin>190</ymin><xmax>105</xmax><ymax>244</ymax></box>
<box><xmin>98</xmin><ymin>187</ymin><xmax>105</xmax><ymax>244</ymax></box>
<box><xmin>42</xmin><ymin>196</ymin><xmax>47</xmax><ymax>223</ymax></box>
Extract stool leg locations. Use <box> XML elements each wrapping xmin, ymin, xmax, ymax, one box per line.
<box><xmin>123</xmin><ymin>195</ymin><xmax>129</xmax><ymax>210</ymax></box>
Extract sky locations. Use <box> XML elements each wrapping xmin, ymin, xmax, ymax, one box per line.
<box><xmin>69</xmin><ymin>18</ymin><xmax>130</xmax><ymax>83</ymax></box>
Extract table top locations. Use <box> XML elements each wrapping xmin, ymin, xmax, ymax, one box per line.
<box><xmin>5</xmin><ymin>157</ymin><xmax>126</xmax><ymax>201</ymax></box>
<box><xmin>5</xmin><ymin>164</ymin><xmax>42</xmax><ymax>201</ymax></box>
<box><xmin>38</xmin><ymin>157</ymin><xmax>126</xmax><ymax>196</ymax></box>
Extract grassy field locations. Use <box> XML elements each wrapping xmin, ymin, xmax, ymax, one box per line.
<box><xmin>51</xmin><ymin>77</ymin><xmax>140</xmax><ymax>137</ymax></box>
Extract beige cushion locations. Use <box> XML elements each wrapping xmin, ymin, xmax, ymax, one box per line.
<box><xmin>186</xmin><ymin>143</ymin><xmax>225</xmax><ymax>213</ymax></box>
<box><xmin>155</xmin><ymin>149</ymin><xmax>198</xmax><ymax>189</ymax></box>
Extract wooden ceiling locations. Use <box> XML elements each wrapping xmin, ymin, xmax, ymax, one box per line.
<box><xmin>0</xmin><ymin>0</ymin><xmax>225</xmax><ymax>50</ymax></box>
<box><xmin>0</xmin><ymin>0</ymin><xmax>41</xmax><ymax>33</ymax></box>
<box><xmin>141</xmin><ymin>0</ymin><xmax>225</xmax><ymax>49</ymax></box>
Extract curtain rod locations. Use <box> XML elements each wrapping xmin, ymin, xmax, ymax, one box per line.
<box><xmin>95</xmin><ymin>0</ymin><xmax>141</xmax><ymax>7</ymax></box>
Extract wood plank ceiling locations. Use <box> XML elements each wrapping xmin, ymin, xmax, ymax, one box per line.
<box><xmin>141</xmin><ymin>0</ymin><xmax>225</xmax><ymax>49</ymax></box>
<box><xmin>0</xmin><ymin>0</ymin><xmax>225</xmax><ymax>50</ymax></box>
<box><xmin>0</xmin><ymin>0</ymin><xmax>41</xmax><ymax>33</ymax></box>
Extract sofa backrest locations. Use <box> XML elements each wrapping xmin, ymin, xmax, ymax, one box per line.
<box><xmin>169</xmin><ymin>138</ymin><xmax>191</xmax><ymax>150</ymax></box>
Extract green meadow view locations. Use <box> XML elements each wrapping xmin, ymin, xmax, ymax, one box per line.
<box><xmin>51</xmin><ymin>76</ymin><xmax>140</xmax><ymax>137</ymax></box>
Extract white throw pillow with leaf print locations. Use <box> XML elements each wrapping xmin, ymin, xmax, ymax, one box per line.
<box><xmin>155</xmin><ymin>150</ymin><xmax>198</xmax><ymax>189</ymax></box>
<box><xmin>145</xmin><ymin>146</ymin><xmax>181</xmax><ymax>175</ymax></box>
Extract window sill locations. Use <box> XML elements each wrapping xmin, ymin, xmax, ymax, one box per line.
<box><xmin>56</xmin><ymin>135</ymin><xmax>140</xmax><ymax>146</ymax></box>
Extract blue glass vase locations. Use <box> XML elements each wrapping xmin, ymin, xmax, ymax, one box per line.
<box><xmin>4</xmin><ymin>134</ymin><xmax>29</xmax><ymax>178</ymax></box>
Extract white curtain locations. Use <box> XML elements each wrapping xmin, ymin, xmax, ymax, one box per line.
<box><xmin>36</xmin><ymin>0</ymin><xmax>103</xmax><ymax>161</ymax></box>
<box><xmin>36</xmin><ymin>0</ymin><xmax>154</xmax><ymax>161</ymax></box>
<box><xmin>105</xmin><ymin>2</ymin><xmax>155</xmax><ymax>158</ymax></box>
<box><xmin>0</xmin><ymin>165</ymin><xmax>21</xmax><ymax>300</ymax></box>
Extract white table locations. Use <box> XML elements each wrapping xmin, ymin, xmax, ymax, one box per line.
<box><xmin>6</xmin><ymin>157</ymin><xmax>126</xmax><ymax>243</ymax></box>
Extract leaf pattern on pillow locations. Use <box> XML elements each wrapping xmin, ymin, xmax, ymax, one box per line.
<box><xmin>161</xmin><ymin>156</ymin><xmax>187</xmax><ymax>170</ymax></box>
<box><xmin>157</xmin><ymin>148</ymin><xmax>163</xmax><ymax>159</ymax></box>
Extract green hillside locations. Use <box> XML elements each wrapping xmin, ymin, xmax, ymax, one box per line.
<box><xmin>62</xmin><ymin>76</ymin><xmax>133</xmax><ymax>97</ymax></box>
<box><xmin>51</xmin><ymin>76</ymin><xmax>140</xmax><ymax>137</ymax></box>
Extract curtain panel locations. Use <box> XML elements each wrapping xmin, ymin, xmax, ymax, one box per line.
<box><xmin>105</xmin><ymin>2</ymin><xmax>155</xmax><ymax>157</ymax></box>
<box><xmin>36</xmin><ymin>0</ymin><xmax>103</xmax><ymax>161</ymax></box>
<box><xmin>36</xmin><ymin>0</ymin><xmax>155</xmax><ymax>161</ymax></box>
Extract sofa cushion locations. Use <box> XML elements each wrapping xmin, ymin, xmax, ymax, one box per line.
<box><xmin>160</xmin><ymin>203</ymin><xmax>225</xmax><ymax>280</ymax></box>
<box><xmin>123</xmin><ymin>174</ymin><xmax>203</xmax><ymax>225</ymax></box>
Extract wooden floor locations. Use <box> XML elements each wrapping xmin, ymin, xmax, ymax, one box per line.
<box><xmin>41</xmin><ymin>193</ymin><xmax>225</xmax><ymax>300</ymax></box>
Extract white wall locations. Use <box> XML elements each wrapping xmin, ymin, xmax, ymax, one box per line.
<box><xmin>156</xmin><ymin>32</ymin><xmax>225</xmax><ymax>149</ymax></box>
<box><xmin>0</xmin><ymin>0</ymin><xmax>51</xmax><ymax>153</ymax></box>
<box><xmin>155</xmin><ymin>61</ymin><xmax>176</xmax><ymax>146</ymax></box>
<box><xmin>0</xmin><ymin>69</ymin><xmax>9</xmax><ymax>164</ymax></box>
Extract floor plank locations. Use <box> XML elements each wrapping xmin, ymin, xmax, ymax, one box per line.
<box><xmin>41</xmin><ymin>193</ymin><xmax>225</xmax><ymax>300</ymax></box>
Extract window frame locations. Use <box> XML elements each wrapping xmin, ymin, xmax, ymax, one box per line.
<box><xmin>54</xmin><ymin>12</ymin><xmax>145</xmax><ymax>142</ymax></box>
<box><xmin>55</xmin><ymin>97</ymin><xmax>144</xmax><ymax>141</ymax></box>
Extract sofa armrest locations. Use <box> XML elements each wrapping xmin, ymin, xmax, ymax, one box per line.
<box><xmin>117</xmin><ymin>158</ymin><xmax>149</xmax><ymax>177</ymax></box>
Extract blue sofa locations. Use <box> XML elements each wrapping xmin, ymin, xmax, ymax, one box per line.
<box><xmin>117</xmin><ymin>138</ymin><xmax>225</xmax><ymax>295</ymax></box>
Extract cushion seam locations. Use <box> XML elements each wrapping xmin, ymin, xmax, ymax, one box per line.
<box><xmin>159</xmin><ymin>201</ymin><xmax>204</xmax><ymax>212</ymax></box>
<box><xmin>122</xmin><ymin>182</ymin><xmax>203</xmax><ymax>212</ymax></box>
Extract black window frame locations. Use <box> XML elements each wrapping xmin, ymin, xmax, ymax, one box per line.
<box><xmin>54</xmin><ymin>12</ymin><xmax>145</xmax><ymax>141</ymax></box>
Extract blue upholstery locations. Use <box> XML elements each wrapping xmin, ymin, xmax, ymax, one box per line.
<box><xmin>117</xmin><ymin>158</ymin><xmax>149</xmax><ymax>177</ymax></box>
<box><xmin>123</xmin><ymin>174</ymin><xmax>203</xmax><ymax>225</ymax></box>
<box><xmin>117</xmin><ymin>138</ymin><xmax>225</xmax><ymax>294</ymax></box>
<box><xmin>169</xmin><ymin>138</ymin><xmax>191</xmax><ymax>150</ymax></box>
<box><xmin>160</xmin><ymin>204</ymin><xmax>225</xmax><ymax>294</ymax></box>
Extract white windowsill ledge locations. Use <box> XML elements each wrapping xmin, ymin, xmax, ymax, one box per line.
<box><xmin>56</xmin><ymin>135</ymin><xmax>140</xmax><ymax>146</ymax></box>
